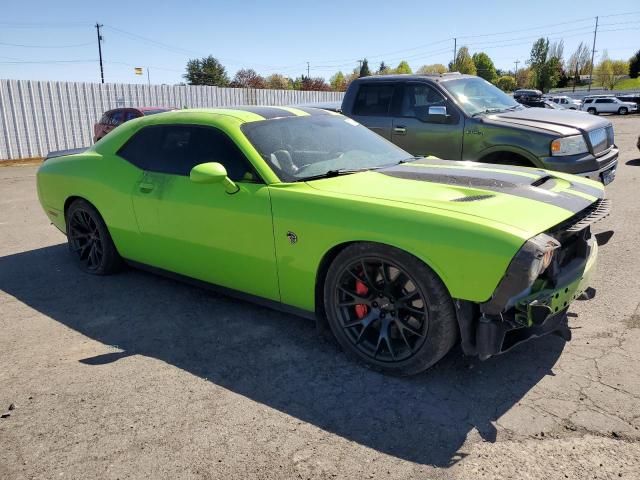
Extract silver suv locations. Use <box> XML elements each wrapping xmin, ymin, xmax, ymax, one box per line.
<box><xmin>581</xmin><ymin>96</ymin><xmax>638</xmax><ymax>115</ymax></box>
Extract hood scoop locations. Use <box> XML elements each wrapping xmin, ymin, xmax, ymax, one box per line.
<box><xmin>530</xmin><ymin>175</ymin><xmax>558</xmax><ymax>189</ymax></box>
<box><xmin>451</xmin><ymin>194</ymin><xmax>495</xmax><ymax>202</ymax></box>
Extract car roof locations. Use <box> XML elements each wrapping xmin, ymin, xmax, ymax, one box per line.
<box><xmin>350</xmin><ymin>73</ymin><xmax>472</xmax><ymax>83</ymax></box>
<box><xmin>147</xmin><ymin>105</ymin><xmax>337</xmax><ymax>123</ymax></box>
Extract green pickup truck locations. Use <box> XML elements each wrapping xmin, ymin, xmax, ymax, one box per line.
<box><xmin>337</xmin><ymin>74</ymin><xmax>618</xmax><ymax>185</ymax></box>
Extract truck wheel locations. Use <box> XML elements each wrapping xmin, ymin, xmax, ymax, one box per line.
<box><xmin>618</xmin><ymin>107</ymin><xmax>628</xmax><ymax>115</ymax></box>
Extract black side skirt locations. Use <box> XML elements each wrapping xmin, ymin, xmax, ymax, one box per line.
<box><xmin>125</xmin><ymin>259</ymin><xmax>317</xmax><ymax>321</ymax></box>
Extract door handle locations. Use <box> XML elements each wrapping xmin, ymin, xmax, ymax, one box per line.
<box><xmin>138</xmin><ymin>182</ymin><xmax>155</xmax><ymax>193</ymax></box>
<box><xmin>394</xmin><ymin>126</ymin><xmax>407</xmax><ymax>135</ymax></box>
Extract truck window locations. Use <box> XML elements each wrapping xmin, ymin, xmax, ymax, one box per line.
<box><xmin>399</xmin><ymin>84</ymin><xmax>447</xmax><ymax>120</ymax></box>
<box><xmin>353</xmin><ymin>84</ymin><xmax>394</xmax><ymax>116</ymax></box>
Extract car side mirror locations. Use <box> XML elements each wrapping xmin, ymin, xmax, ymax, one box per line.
<box><xmin>420</xmin><ymin>106</ymin><xmax>449</xmax><ymax>124</ymax></box>
<box><xmin>190</xmin><ymin>162</ymin><xmax>239</xmax><ymax>194</ymax></box>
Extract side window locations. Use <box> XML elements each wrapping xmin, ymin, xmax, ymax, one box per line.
<box><xmin>118</xmin><ymin>125</ymin><xmax>257</xmax><ymax>181</ymax></box>
<box><xmin>400</xmin><ymin>84</ymin><xmax>446</xmax><ymax>118</ymax></box>
<box><xmin>584</xmin><ymin>99</ymin><xmax>593</xmax><ymax>104</ymax></box>
<box><xmin>110</xmin><ymin>111</ymin><xmax>125</xmax><ymax>126</ymax></box>
<box><xmin>125</xmin><ymin>111</ymin><xmax>141</xmax><ymax>121</ymax></box>
<box><xmin>596</xmin><ymin>99</ymin><xmax>613</xmax><ymax>104</ymax></box>
<box><xmin>117</xmin><ymin>126</ymin><xmax>163</xmax><ymax>170</ymax></box>
<box><xmin>352</xmin><ymin>84</ymin><xmax>394</xmax><ymax>116</ymax></box>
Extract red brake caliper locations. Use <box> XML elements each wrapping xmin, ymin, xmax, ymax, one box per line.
<box><xmin>355</xmin><ymin>279</ymin><xmax>369</xmax><ymax>319</ymax></box>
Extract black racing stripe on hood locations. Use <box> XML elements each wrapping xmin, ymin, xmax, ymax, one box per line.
<box><xmin>231</xmin><ymin>106</ymin><xmax>297</xmax><ymax>119</ymax></box>
<box><xmin>564</xmin><ymin>180</ymin><xmax>604</xmax><ymax>199</ymax></box>
<box><xmin>408</xmin><ymin>157</ymin><xmax>604</xmax><ymax>199</ymax></box>
<box><xmin>394</xmin><ymin>165</ymin><xmax>539</xmax><ymax>185</ymax></box>
<box><xmin>410</xmin><ymin>157</ymin><xmax>547</xmax><ymax>175</ymax></box>
<box><xmin>381</xmin><ymin>167</ymin><xmax>594</xmax><ymax>213</ymax></box>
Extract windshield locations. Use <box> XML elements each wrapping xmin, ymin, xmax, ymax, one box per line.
<box><xmin>442</xmin><ymin>77</ymin><xmax>522</xmax><ymax>116</ymax></box>
<box><xmin>241</xmin><ymin>114</ymin><xmax>412</xmax><ymax>182</ymax></box>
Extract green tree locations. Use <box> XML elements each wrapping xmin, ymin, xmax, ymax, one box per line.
<box><xmin>230</xmin><ymin>68</ymin><xmax>266</xmax><ymax>89</ymax></box>
<box><xmin>377</xmin><ymin>61</ymin><xmax>390</xmax><ymax>74</ymax></box>
<box><xmin>265</xmin><ymin>74</ymin><xmax>290</xmax><ymax>90</ymax></box>
<box><xmin>628</xmin><ymin>49</ymin><xmax>639</xmax><ymax>78</ymax></box>
<box><xmin>472</xmin><ymin>52</ymin><xmax>496</xmax><ymax>82</ymax></box>
<box><xmin>450</xmin><ymin>47</ymin><xmax>476</xmax><ymax>75</ymax></box>
<box><xmin>183</xmin><ymin>56</ymin><xmax>229</xmax><ymax>86</ymax></box>
<box><xmin>495</xmin><ymin>75</ymin><xmax>517</xmax><ymax>92</ymax></box>
<box><xmin>395</xmin><ymin>60</ymin><xmax>413</xmax><ymax>74</ymax></box>
<box><xmin>527</xmin><ymin>38</ymin><xmax>560</xmax><ymax>91</ymax></box>
<box><xmin>359</xmin><ymin>58</ymin><xmax>371</xmax><ymax>77</ymax></box>
<box><xmin>329</xmin><ymin>71</ymin><xmax>347</xmax><ymax>91</ymax></box>
<box><xmin>417</xmin><ymin>63</ymin><xmax>447</xmax><ymax>74</ymax></box>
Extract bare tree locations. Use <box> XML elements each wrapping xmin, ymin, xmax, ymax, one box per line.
<box><xmin>567</xmin><ymin>42</ymin><xmax>591</xmax><ymax>91</ymax></box>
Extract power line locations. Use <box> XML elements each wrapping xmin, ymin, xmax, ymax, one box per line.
<box><xmin>0</xmin><ymin>41</ymin><xmax>94</xmax><ymax>48</ymax></box>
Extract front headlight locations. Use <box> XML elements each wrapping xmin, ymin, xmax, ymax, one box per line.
<box><xmin>527</xmin><ymin>233</ymin><xmax>561</xmax><ymax>283</ymax></box>
<box><xmin>551</xmin><ymin>135</ymin><xmax>588</xmax><ymax>156</ymax></box>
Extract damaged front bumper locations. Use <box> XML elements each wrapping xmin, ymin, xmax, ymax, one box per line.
<box><xmin>457</xmin><ymin>230</ymin><xmax>599</xmax><ymax>360</ymax></box>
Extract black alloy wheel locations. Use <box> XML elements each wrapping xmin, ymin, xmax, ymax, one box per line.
<box><xmin>66</xmin><ymin>199</ymin><xmax>122</xmax><ymax>275</ymax></box>
<box><xmin>324</xmin><ymin>243</ymin><xmax>458</xmax><ymax>375</ymax></box>
<box><xmin>334</xmin><ymin>257</ymin><xmax>429</xmax><ymax>362</ymax></box>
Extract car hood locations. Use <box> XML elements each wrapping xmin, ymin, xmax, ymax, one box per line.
<box><xmin>486</xmin><ymin>107</ymin><xmax>611</xmax><ymax>135</ymax></box>
<box><xmin>306</xmin><ymin>158</ymin><xmax>605</xmax><ymax>237</ymax></box>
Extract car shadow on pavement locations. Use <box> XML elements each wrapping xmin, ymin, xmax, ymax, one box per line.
<box><xmin>626</xmin><ymin>158</ymin><xmax>640</xmax><ymax>166</ymax></box>
<box><xmin>0</xmin><ymin>244</ymin><xmax>566</xmax><ymax>467</ymax></box>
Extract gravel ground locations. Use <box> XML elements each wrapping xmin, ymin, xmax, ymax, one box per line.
<box><xmin>1</xmin><ymin>116</ymin><xmax>639</xmax><ymax>480</ymax></box>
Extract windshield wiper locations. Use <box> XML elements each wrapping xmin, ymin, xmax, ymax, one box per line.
<box><xmin>296</xmin><ymin>168</ymin><xmax>366</xmax><ymax>182</ymax></box>
<box><xmin>471</xmin><ymin>107</ymin><xmax>504</xmax><ymax>117</ymax></box>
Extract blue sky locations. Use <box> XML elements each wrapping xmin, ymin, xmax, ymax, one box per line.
<box><xmin>1</xmin><ymin>0</ymin><xmax>638</xmax><ymax>85</ymax></box>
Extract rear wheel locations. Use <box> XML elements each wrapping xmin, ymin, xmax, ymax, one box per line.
<box><xmin>66</xmin><ymin>199</ymin><xmax>122</xmax><ymax>275</ymax></box>
<box><xmin>323</xmin><ymin>243</ymin><xmax>458</xmax><ymax>376</ymax></box>
<box><xmin>587</xmin><ymin>108</ymin><xmax>597</xmax><ymax>115</ymax></box>
<box><xmin>618</xmin><ymin>107</ymin><xmax>628</xmax><ymax>115</ymax></box>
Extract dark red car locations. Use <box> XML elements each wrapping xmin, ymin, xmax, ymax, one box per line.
<box><xmin>93</xmin><ymin>107</ymin><xmax>174</xmax><ymax>142</ymax></box>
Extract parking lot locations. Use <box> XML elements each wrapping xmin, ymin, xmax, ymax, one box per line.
<box><xmin>1</xmin><ymin>115</ymin><xmax>639</xmax><ymax>479</ymax></box>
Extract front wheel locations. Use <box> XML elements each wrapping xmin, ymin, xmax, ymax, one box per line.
<box><xmin>323</xmin><ymin>243</ymin><xmax>458</xmax><ymax>376</ymax></box>
<box><xmin>618</xmin><ymin>107</ymin><xmax>628</xmax><ymax>115</ymax></box>
<box><xmin>66</xmin><ymin>199</ymin><xmax>122</xmax><ymax>275</ymax></box>
<box><xmin>587</xmin><ymin>108</ymin><xmax>597</xmax><ymax>115</ymax></box>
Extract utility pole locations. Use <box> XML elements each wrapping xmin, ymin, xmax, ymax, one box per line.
<box><xmin>357</xmin><ymin>59</ymin><xmax>363</xmax><ymax>76</ymax></box>
<box><xmin>95</xmin><ymin>23</ymin><xmax>104</xmax><ymax>84</ymax></box>
<box><xmin>453</xmin><ymin>38</ymin><xmax>457</xmax><ymax>69</ymax></box>
<box><xmin>147</xmin><ymin>67</ymin><xmax>150</xmax><ymax>86</ymax></box>
<box><xmin>514</xmin><ymin>60</ymin><xmax>520</xmax><ymax>80</ymax></box>
<box><xmin>306</xmin><ymin>61</ymin><xmax>310</xmax><ymax>78</ymax></box>
<box><xmin>588</xmin><ymin>16</ymin><xmax>598</xmax><ymax>92</ymax></box>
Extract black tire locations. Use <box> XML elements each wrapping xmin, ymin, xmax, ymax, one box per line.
<box><xmin>618</xmin><ymin>107</ymin><xmax>628</xmax><ymax>115</ymax></box>
<box><xmin>323</xmin><ymin>243</ymin><xmax>458</xmax><ymax>376</ymax></box>
<box><xmin>587</xmin><ymin>108</ymin><xmax>597</xmax><ymax>115</ymax></box>
<box><xmin>65</xmin><ymin>199</ymin><xmax>122</xmax><ymax>275</ymax></box>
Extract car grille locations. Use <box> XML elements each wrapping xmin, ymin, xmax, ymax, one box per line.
<box><xmin>552</xmin><ymin>198</ymin><xmax>611</xmax><ymax>234</ymax></box>
<box><xmin>589</xmin><ymin>126</ymin><xmax>614</xmax><ymax>155</ymax></box>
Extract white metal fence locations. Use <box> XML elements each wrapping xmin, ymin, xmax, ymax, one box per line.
<box><xmin>0</xmin><ymin>79</ymin><xmax>345</xmax><ymax>160</ymax></box>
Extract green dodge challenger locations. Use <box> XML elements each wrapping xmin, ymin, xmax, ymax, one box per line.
<box><xmin>37</xmin><ymin>106</ymin><xmax>609</xmax><ymax>375</ymax></box>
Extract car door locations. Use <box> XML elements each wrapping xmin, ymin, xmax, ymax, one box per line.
<box><xmin>390</xmin><ymin>82</ymin><xmax>464</xmax><ymax>159</ymax></box>
<box><xmin>122</xmin><ymin>124</ymin><xmax>280</xmax><ymax>301</ymax></box>
<box><xmin>595</xmin><ymin>98</ymin><xmax>614</xmax><ymax>113</ymax></box>
<box><xmin>348</xmin><ymin>83</ymin><xmax>395</xmax><ymax>140</ymax></box>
